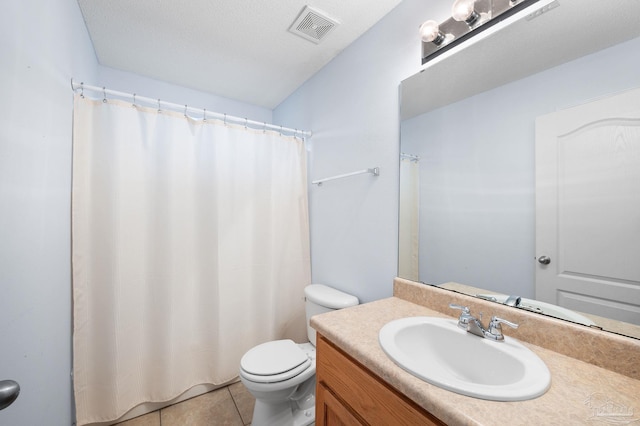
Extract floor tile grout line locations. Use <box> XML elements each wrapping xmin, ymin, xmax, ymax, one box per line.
<box><xmin>227</xmin><ymin>386</ymin><xmax>248</xmax><ymax>426</ymax></box>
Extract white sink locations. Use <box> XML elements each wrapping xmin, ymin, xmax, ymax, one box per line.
<box><xmin>379</xmin><ymin>317</ymin><xmax>551</xmax><ymax>401</ymax></box>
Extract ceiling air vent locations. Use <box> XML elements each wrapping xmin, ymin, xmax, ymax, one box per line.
<box><xmin>289</xmin><ymin>6</ymin><xmax>338</xmax><ymax>44</ymax></box>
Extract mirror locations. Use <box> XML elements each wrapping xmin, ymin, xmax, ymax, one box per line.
<box><xmin>399</xmin><ymin>0</ymin><xmax>640</xmax><ymax>339</ymax></box>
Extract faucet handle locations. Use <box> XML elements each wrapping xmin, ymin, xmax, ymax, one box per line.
<box><xmin>490</xmin><ymin>316</ymin><xmax>519</xmax><ymax>329</ymax></box>
<box><xmin>487</xmin><ymin>316</ymin><xmax>519</xmax><ymax>341</ymax></box>
<box><xmin>449</xmin><ymin>304</ymin><xmax>474</xmax><ymax>330</ymax></box>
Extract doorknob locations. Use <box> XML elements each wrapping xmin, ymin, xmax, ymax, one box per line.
<box><xmin>0</xmin><ymin>380</ymin><xmax>20</xmax><ymax>410</ymax></box>
<box><xmin>538</xmin><ymin>256</ymin><xmax>551</xmax><ymax>265</ymax></box>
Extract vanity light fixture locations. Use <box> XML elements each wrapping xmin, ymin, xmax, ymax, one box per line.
<box><xmin>420</xmin><ymin>0</ymin><xmax>551</xmax><ymax>65</ymax></box>
<box><xmin>451</xmin><ymin>0</ymin><xmax>480</xmax><ymax>26</ymax></box>
<box><xmin>419</xmin><ymin>20</ymin><xmax>445</xmax><ymax>45</ymax></box>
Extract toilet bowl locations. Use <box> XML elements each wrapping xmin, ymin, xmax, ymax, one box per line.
<box><xmin>239</xmin><ymin>284</ymin><xmax>358</xmax><ymax>426</ymax></box>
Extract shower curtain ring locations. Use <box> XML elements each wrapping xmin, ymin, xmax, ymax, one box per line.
<box><xmin>80</xmin><ymin>82</ymin><xmax>84</xmax><ymax>98</ymax></box>
<box><xmin>157</xmin><ymin>99</ymin><xmax>161</xmax><ymax>113</ymax></box>
<box><xmin>184</xmin><ymin>105</ymin><xmax>188</xmax><ymax>118</ymax></box>
<box><xmin>132</xmin><ymin>93</ymin><xmax>137</xmax><ymax>108</ymax></box>
<box><xmin>102</xmin><ymin>87</ymin><xmax>107</xmax><ymax>103</ymax></box>
<box><xmin>203</xmin><ymin>108</ymin><xmax>207</xmax><ymax>121</ymax></box>
<box><xmin>280</xmin><ymin>125</ymin><xmax>283</xmax><ymax>136</ymax></box>
<box><xmin>244</xmin><ymin>118</ymin><xmax>248</xmax><ymax>129</ymax></box>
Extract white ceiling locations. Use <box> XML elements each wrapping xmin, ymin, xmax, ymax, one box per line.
<box><xmin>77</xmin><ymin>0</ymin><xmax>405</xmax><ymax>109</ymax></box>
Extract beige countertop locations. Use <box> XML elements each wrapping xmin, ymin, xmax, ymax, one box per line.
<box><xmin>311</xmin><ymin>295</ymin><xmax>640</xmax><ymax>426</ymax></box>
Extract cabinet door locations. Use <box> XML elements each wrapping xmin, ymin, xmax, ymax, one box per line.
<box><xmin>316</xmin><ymin>335</ymin><xmax>445</xmax><ymax>426</ymax></box>
<box><xmin>317</xmin><ymin>382</ymin><xmax>363</xmax><ymax>426</ymax></box>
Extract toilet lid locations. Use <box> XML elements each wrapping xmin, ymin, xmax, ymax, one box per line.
<box><xmin>240</xmin><ymin>339</ymin><xmax>310</xmax><ymax>382</ymax></box>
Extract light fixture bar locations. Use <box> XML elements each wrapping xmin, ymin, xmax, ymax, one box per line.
<box><xmin>421</xmin><ymin>0</ymin><xmax>542</xmax><ymax>65</ymax></box>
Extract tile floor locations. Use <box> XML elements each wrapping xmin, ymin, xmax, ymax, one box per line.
<box><xmin>115</xmin><ymin>382</ymin><xmax>255</xmax><ymax>426</ymax></box>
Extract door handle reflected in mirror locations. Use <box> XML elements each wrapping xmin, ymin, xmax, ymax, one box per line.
<box><xmin>538</xmin><ymin>256</ymin><xmax>551</xmax><ymax>265</ymax></box>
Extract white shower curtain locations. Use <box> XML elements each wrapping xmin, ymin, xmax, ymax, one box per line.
<box><xmin>399</xmin><ymin>157</ymin><xmax>420</xmax><ymax>281</ymax></box>
<box><xmin>71</xmin><ymin>95</ymin><xmax>311</xmax><ymax>425</ymax></box>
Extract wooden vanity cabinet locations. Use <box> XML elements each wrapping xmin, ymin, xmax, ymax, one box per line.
<box><xmin>316</xmin><ymin>334</ymin><xmax>445</xmax><ymax>426</ymax></box>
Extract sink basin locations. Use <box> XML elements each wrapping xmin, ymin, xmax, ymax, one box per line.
<box><xmin>379</xmin><ymin>317</ymin><xmax>550</xmax><ymax>401</ymax></box>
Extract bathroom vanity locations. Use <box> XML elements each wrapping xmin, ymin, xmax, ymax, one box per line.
<box><xmin>312</xmin><ymin>278</ymin><xmax>640</xmax><ymax>425</ymax></box>
<box><xmin>316</xmin><ymin>335</ymin><xmax>444</xmax><ymax>425</ymax></box>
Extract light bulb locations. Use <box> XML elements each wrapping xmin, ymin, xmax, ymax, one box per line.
<box><xmin>419</xmin><ymin>20</ymin><xmax>444</xmax><ymax>45</ymax></box>
<box><xmin>452</xmin><ymin>0</ymin><xmax>479</xmax><ymax>24</ymax></box>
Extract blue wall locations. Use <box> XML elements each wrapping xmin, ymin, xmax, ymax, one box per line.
<box><xmin>1</xmin><ymin>1</ymin><xmax>97</xmax><ymax>424</ymax></box>
<box><xmin>274</xmin><ymin>0</ymin><xmax>431</xmax><ymax>303</ymax></box>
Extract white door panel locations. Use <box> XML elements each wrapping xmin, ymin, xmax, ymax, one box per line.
<box><xmin>535</xmin><ymin>87</ymin><xmax>640</xmax><ymax>325</ymax></box>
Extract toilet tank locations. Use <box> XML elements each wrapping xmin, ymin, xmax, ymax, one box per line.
<box><xmin>305</xmin><ymin>284</ymin><xmax>359</xmax><ymax>346</ymax></box>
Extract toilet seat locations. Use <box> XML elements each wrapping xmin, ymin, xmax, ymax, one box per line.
<box><xmin>240</xmin><ymin>339</ymin><xmax>311</xmax><ymax>384</ymax></box>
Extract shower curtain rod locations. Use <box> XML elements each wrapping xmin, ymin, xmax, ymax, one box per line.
<box><xmin>401</xmin><ymin>152</ymin><xmax>420</xmax><ymax>161</ymax></box>
<box><xmin>70</xmin><ymin>79</ymin><xmax>312</xmax><ymax>138</ymax></box>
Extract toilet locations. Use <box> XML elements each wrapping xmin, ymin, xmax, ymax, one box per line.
<box><xmin>239</xmin><ymin>284</ymin><xmax>359</xmax><ymax>426</ymax></box>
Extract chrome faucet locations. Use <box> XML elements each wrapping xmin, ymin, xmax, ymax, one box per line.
<box><xmin>449</xmin><ymin>303</ymin><xmax>519</xmax><ymax>341</ymax></box>
<box><xmin>504</xmin><ymin>295</ymin><xmax>522</xmax><ymax>307</ymax></box>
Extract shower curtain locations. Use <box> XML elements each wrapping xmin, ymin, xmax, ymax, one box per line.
<box><xmin>71</xmin><ymin>95</ymin><xmax>311</xmax><ymax>425</ymax></box>
<box><xmin>399</xmin><ymin>157</ymin><xmax>420</xmax><ymax>281</ymax></box>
